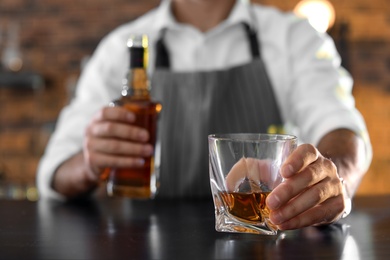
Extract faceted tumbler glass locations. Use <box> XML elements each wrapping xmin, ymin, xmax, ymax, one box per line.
<box><xmin>209</xmin><ymin>133</ymin><xmax>297</xmax><ymax>235</ymax></box>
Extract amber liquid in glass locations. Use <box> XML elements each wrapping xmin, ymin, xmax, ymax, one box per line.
<box><xmin>220</xmin><ymin>191</ymin><xmax>271</xmax><ymax>223</ymax></box>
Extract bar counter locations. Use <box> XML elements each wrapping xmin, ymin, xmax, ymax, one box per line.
<box><xmin>0</xmin><ymin>195</ymin><xmax>389</xmax><ymax>259</ymax></box>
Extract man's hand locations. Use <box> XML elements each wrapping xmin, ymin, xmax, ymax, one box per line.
<box><xmin>266</xmin><ymin>144</ymin><xmax>346</xmax><ymax>229</ymax></box>
<box><xmin>83</xmin><ymin>106</ymin><xmax>154</xmax><ymax>181</ymax></box>
<box><xmin>52</xmin><ymin>106</ymin><xmax>154</xmax><ymax>198</ymax></box>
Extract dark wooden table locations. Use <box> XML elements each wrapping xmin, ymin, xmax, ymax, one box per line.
<box><xmin>0</xmin><ymin>195</ymin><xmax>389</xmax><ymax>260</ymax></box>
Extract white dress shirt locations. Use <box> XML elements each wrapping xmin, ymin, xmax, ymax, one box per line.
<box><xmin>37</xmin><ymin>0</ymin><xmax>372</xmax><ymax>199</ymax></box>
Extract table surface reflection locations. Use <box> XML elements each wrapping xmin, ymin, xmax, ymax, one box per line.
<box><xmin>0</xmin><ymin>195</ymin><xmax>389</xmax><ymax>260</ymax></box>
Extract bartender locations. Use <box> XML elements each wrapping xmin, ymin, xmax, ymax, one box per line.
<box><xmin>37</xmin><ymin>0</ymin><xmax>372</xmax><ymax>230</ymax></box>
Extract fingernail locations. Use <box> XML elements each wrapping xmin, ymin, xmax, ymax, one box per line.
<box><xmin>143</xmin><ymin>145</ymin><xmax>154</xmax><ymax>156</ymax></box>
<box><xmin>135</xmin><ymin>158</ymin><xmax>145</xmax><ymax>166</ymax></box>
<box><xmin>267</xmin><ymin>194</ymin><xmax>281</xmax><ymax>210</ymax></box>
<box><xmin>282</xmin><ymin>164</ymin><xmax>294</xmax><ymax>177</ymax></box>
<box><xmin>126</xmin><ymin>113</ymin><xmax>135</xmax><ymax>122</ymax></box>
<box><xmin>270</xmin><ymin>211</ymin><xmax>284</xmax><ymax>225</ymax></box>
<box><xmin>138</xmin><ymin>130</ymin><xmax>149</xmax><ymax>141</ymax></box>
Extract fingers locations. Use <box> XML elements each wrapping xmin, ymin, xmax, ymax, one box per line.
<box><xmin>271</xmin><ymin>194</ymin><xmax>345</xmax><ymax>230</ymax></box>
<box><xmin>83</xmin><ymin>136</ymin><xmax>153</xmax><ymax>179</ymax></box>
<box><xmin>83</xmin><ymin>106</ymin><xmax>154</xmax><ymax>178</ymax></box>
<box><xmin>280</xmin><ymin>144</ymin><xmax>319</xmax><ymax>178</ymax></box>
<box><xmin>88</xmin><ymin>106</ymin><xmax>150</xmax><ymax>142</ymax></box>
<box><xmin>265</xmin><ymin>144</ymin><xmax>346</xmax><ymax>229</ymax></box>
<box><xmin>267</xmin><ymin>155</ymin><xmax>337</xmax><ymax>210</ymax></box>
<box><xmin>84</xmin><ymin>150</ymin><xmax>147</xmax><ymax>171</ymax></box>
<box><xmin>268</xmin><ymin>174</ymin><xmax>343</xmax><ymax>228</ymax></box>
<box><xmin>225</xmin><ymin>158</ymin><xmax>279</xmax><ymax>192</ymax></box>
<box><xmin>84</xmin><ymin>136</ymin><xmax>154</xmax><ymax>158</ymax></box>
<box><xmin>225</xmin><ymin>158</ymin><xmax>247</xmax><ymax>192</ymax></box>
<box><xmin>83</xmin><ymin>151</ymin><xmax>147</xmax><ymax>182</ymax></box>
<box><xmin>87</xmin><ymin>121</ymin><xmax>150</xmax><ymax>142</ymax></box>
<box><xmin>92</xmin><ymin>106</ymin><xmax>135</xmax><ymax>124</ymax></box>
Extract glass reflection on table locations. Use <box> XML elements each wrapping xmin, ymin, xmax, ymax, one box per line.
<box><xmin>213</xmin><ymin>212</ymin><xmax>373</xmax><ymax>259</ymax></box>
<box><xmin>35</xmin><ymin>198</ymin><xmax>374</xmax><ymax>260</ymax></box>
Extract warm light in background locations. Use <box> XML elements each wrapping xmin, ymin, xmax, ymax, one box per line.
<box><xmin>294</xmin><ymin>0</ymin><xmax>336</xmax><ymax>33</ymax></box>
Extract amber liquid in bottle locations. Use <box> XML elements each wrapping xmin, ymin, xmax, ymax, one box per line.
<box><xmin>107</xmin><ymin>34</ymin><xmax>161</xmax><ymax>199</ymax></box>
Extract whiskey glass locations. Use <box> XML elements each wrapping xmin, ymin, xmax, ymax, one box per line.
<box><xmin>208</xmin><ymin>133</ymin><xmax>297</xmax><ymax>235</ymax></box>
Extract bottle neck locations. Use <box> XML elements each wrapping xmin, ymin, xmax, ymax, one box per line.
<box><xmin>122</xmin><ymin>68</ymin><xmax>150</xmax><ymax>99</ymax></box>
<box><xmin>122</xmin><ymin>34</ymin><xmax>150</xmax><ymax>99</ymax></box>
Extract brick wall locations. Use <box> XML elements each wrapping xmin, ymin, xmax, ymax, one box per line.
<box><xmin>0</xmin><ymin>0</ymin><xmax>161</xmax><ymax>199</ymax></box>
<box><xmin>0</xmin><ymin>0</ymin><xmax>389</xmax><ymax>198</ymax></box>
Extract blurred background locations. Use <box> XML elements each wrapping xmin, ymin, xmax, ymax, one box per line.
<box><xmin>0</xmin><ymin>0</ymin><xmax>389</xmax><ymax>200</ymax></box>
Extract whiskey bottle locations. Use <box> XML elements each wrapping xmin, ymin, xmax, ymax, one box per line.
<box><xmin>107</xmin><ymin>34</ymin><xmax>162</xmax><ymax>199</ymax></box>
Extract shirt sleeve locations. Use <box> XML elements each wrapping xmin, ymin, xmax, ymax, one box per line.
<box><xmin>282</xmin><ymin>16</ymin><xmax>372</xmax><ymax>170</ymax></box>
<box><xmin>36</xmin><ymin>33</ymin><xmax>127</xmax><ymax>200</ymax></box>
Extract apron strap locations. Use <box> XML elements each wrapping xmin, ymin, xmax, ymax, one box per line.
<box><xmin>242</xmin><ymin>23</ymin><xmax>260</xmax><ymax>59</ymax></box>
<box><xmin>154</xmin><ymin>23</ymin><xmax>261</xmax><ymax>69</ymax></box>
<box><xmin>155</xmin><ymin>29</ymin><xmax>171</xmax><ymax>68</ymax></box>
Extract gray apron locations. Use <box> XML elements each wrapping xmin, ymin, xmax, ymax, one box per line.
<box><xmin>151</xmin><ymin>23</ymin><xmax>283</xmax><ymax>199</ymax></box>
